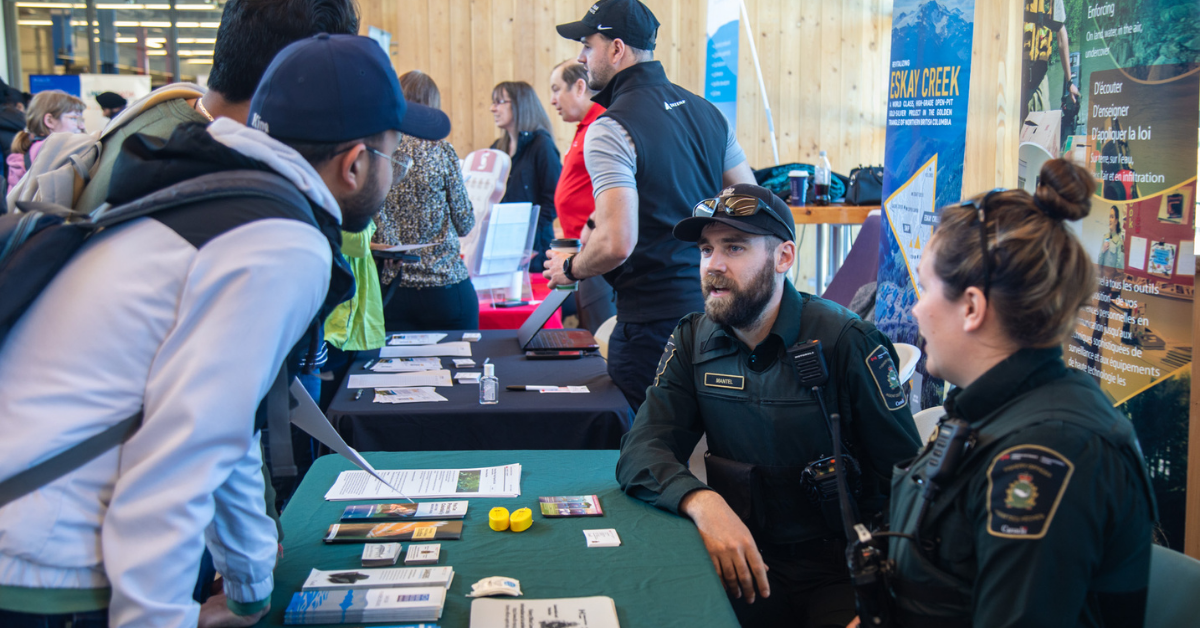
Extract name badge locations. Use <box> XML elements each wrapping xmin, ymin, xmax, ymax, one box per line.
<box><xmin>704</xmin><ymin>373</ymin><xmax>745</xmax><ymax>390</ymax></box>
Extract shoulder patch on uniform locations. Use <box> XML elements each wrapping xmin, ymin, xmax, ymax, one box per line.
<box><xmin>986</xmin><ymin>445</ymin><xmax>1075</xmax><ymax>540</ymax></box>
<box><xmin>865</xmin><ymin>344</ymin><xmax>907</xmax><ymax>411</ymax></box>
<box><xmin>654</xmin><ymin>335</ymin><xmax>677</xmax><ymax>387</ymax></box>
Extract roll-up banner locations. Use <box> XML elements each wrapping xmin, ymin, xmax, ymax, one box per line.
<box><xmin>875</xmin><ymin>0</ymin><xmax>976</xmax><ymax>408</ymax></box>
<box><xmin>703</xmin><ymin>0</ymin><xmax>739</xmax><ymax>131</ymax></box>
<box><xmin>1020</xmin><ymin>0</ymin><xmax>1199</xmax><ymax>550</ymax></box>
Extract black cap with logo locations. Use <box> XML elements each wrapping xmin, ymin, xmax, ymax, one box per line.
<box><xmin>674</xmin><ymin>184</ymin><xmax>797</xmax><ymax>243</ymax></box>
<box><xmin>556</xmin><ymin>0</ymin><xmax>661</xmax><ymax>51</ymax></box>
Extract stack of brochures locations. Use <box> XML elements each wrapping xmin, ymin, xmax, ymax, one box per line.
<box><xmin>324</xmin><ymin>464</ymin><xmax>522</xmax><ymax>501</ymax></box>
<box><xmin>284</xmin><ymin>587</ymin><xmax>446</xmax><ymax>624</ymax></box>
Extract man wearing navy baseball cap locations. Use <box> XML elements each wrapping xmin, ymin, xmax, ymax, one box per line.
<box><xmin>617</xmin><ymin>185</ymin><xmax>920</xmax><ymax>627</ymax></box>
<box><xmin>0</xmin><ymin>33</ymin><xmax>451</xmax><ymax>628</ymax></box>
<box><xmin>546</xmin><ymin>0</ymin><xmax>756</xmax><ymax>412</ymax></box>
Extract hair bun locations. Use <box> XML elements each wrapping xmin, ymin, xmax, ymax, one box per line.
<box><xmin>1034</xmin><ymin>158</ymin><xmax>1094</xmax><ymax>221</ymax></box>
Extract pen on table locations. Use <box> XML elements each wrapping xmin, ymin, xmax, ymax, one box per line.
<box><xmin>353</xmin><ymin>388</ymin><xmax>364</xmax><ymax>400</ymax></box>
<box><xmin>506</xmin><ymin>385</ymin><xmax>556</xmax><ymax>391</ymax></box>
<box><xmin>362</xmin><ymin>359</ymin><xmax>377</xmax><ymax>370</ymax></box>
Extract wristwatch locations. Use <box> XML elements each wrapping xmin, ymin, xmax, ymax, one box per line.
<box><xmin>562</xmin><ymin>254</ymin><xmax>580</xmax><ymax>282</ymax></box>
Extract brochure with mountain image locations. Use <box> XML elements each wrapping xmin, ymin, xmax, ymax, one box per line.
<box><xmin>538</xmin><ymin>495</ymin><xmax>604</xmax><ymax>517</ymax></box>
<box><xmin>324</xmin><ymin>521</ymin><xmax>463</xmax><ymax>544</ymax></box>
<box><xmin>302</xmin><ymin>566</ymin><xmax>454</xmax><ymax>591</ymax></box>
<box><xmin>284</xmin><ymin>586</ymin><xmax>446</xmax><ymax>624</ymax></box>
<box><xmin>341</xmin><ymin>501</ymin><xmax>468</xmax><ymax>521</ymax></box>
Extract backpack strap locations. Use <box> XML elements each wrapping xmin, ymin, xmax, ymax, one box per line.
<box><xmin>0</xmin><ymin>169</ymin><xmax>317</xmax><ymax>504</ymax></box>
<box><xmin>0</xmin><ymin>411</ymin><xmax>142</xmax><ymax>508</ymax></box>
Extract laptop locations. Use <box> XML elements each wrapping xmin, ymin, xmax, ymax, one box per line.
<box><xmin>517</xmin><ymin>290</ymin><xmax>600</xmax><ymax>351</ymax></box>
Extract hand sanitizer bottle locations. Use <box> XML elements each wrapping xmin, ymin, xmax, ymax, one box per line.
<box><xmin>479</xmin><ymin>363</ymin><xmax>498</xmax><ymax>405</ymax></box>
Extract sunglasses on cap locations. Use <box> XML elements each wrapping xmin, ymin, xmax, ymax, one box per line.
<box><xmin>959</xmin><ymin>188</ymin><xmax>1005</xmax><ymax>298</ymax></box>
<box><xmin>693</xmin><ymin>194</ymin><xmax>795</xmax><ymax>240</ymax></box>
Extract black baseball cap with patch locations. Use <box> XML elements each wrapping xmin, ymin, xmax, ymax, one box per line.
<box><xmin>556</xmin><ymin>0</ymin><xmax>660</xmax><ymax>51</ymax></box>
<box><xmin>674</xmin><ymin>183</ymin><xmax>797</xmax><ymax>243</ymax></box>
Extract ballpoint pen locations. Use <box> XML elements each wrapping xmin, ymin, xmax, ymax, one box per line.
<box><xmin>354</xmin><ymin>388</ymin><xmax>364</xmax><ymax>400</ymax></box>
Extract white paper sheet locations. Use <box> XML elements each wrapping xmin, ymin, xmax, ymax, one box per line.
<box><xmin>468</xmin><ymin>596</ymin><xmax>618</xmax><ymax>628</ymax></box>
<box><xmin>288</xmin><ymin>380</ymin><xmax>412</xmax><ymax>501</ymax></box>
<box><xmin>325</xmin><ymin>464</ymin><xmax>523</xmax><ymax>500</ymax></box>
<box><xmin>388</xmin><ymin>333</ymin><xmax>447</xmax><ymax>346</ymax></box>
<box><xmin>371</xmin><ymin>357</ymin><xmax>443</xmax><ymax>372</ymax></box>
<box><xmin>348</xmin><ymin>370</ymin><xmax>453</xmax><ymax>388</ymax></box>
<box><xmin>454</xmin><ymin>372</ymin><xmax>482</xmax><ymax>384</ymax></box>
<box><xmin>1129</xmin><ymin>236</ymin><xmax>1148</xmax><ymax>270</ymax></box>
<box><xmin>1178</xmin><ymin>241</ymin><xmax>1195</xmax><ymax>276</ymax></box>
<box><xmin>379</xmin><ymin>342</ymin><xmax>473</xmax><ymax>358</ymax></box>
<box><xmin>373</xmin><ymin>387</ymin><xmax>448</xmax><ymax>404</ymax></box>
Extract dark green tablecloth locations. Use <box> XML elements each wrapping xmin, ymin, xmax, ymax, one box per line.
<box><xmin>263</xmin><ymin>450</ymin><xmax>738</xmax><ymax>627</ymax></box>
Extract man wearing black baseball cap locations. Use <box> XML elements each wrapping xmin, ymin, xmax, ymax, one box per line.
<box><xmin>616</xmin><ymin>184</ymin><xmax>920</xmax><ymax>627</ymax></box>
<box><xmin>95</xmin><ymin>91</ymin><xmax>127</xmax><ymax>119</ymax></box>
<box><xmin>546</xmin><ymin>0</ymin><xmax>756</xmax><ymax>411</ymax></box>
<box><xmin>0</xmin><ymin>34</ymin><xmax>450</xmax><ymax>628</ymax></box>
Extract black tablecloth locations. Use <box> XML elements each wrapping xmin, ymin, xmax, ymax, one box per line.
<box><xmin>327</xmin><ymin>330</ymin><xmax>634</xmax><ymax>450</ymax></box>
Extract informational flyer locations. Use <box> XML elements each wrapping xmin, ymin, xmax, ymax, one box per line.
<box><xmin>876</xmin><ymin>0</ymin><xmax>977</xmax><ymax>409</ymax></box>
<box><xmin>325</xmin><ymin>464</ymin><xmax>523</xmax><ymax>501</ymax></box>
<box><xmin>1024</xmin><ymin>0</ymin><xmax>1200</xmax><ymax>550</ymax></box>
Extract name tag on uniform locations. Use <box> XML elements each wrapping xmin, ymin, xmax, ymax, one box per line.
<box><xmin>704</xmin><ymin>373</ymin><xmax>744</xmax><ymax>390</ymax></box>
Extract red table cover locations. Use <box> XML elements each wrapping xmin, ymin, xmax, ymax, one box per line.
<box><xmin>477</xmin><ymin>274</ymin><xmax>565</xmax><ymax>330</ymax></box>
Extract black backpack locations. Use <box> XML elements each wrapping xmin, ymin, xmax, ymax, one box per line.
<box><xmin>0</xmin><ymin>169</ymin><xmax>352</xmax><ymax>506</ymax></box>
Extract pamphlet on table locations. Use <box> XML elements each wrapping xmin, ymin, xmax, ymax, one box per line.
<box><xmin>325</xmin><ymin>464</ymin><xmax>522</xmax><ymax>501</ymax></box>
<box><xmin>539</xmin><ymin>495</ymin><xmax>603</xmax><ymax>517</ymax></box>
<box><xmin>371</xmin><ymin>357</ymin><xmax>443</xmax><ymax>372</ymax></box>
<box><xmin>283</xmin><ymin>586</ymin><xmax>446</xmax><ymax>624</ymax></box>
<box><xmin>389</xmin><ymin>333</ymin><xmax>447</xmax><ymax>345</ymax></box>
<box><xmin>302</xmin><ymin>566</ymin><xmax>454</xmax><ymax>591</ymax></box>
<box><xmin>341</xmin><ymin>501</ymin><xmax>468</xmax><ymax>521</ymax></box>
<box><xmin>468</xmin><ymin>596</ymin><xmax>619</xmax><ymax>628</ymax></box>
<box><xmin>348</xmin><ymin>370</ymin><xmax>453</xmax><ymax>389</ymax></box>
<box><xmin>324</xmin><ymin>521</ymin><xmax>464</xmax><ymax>543</ymax></box>
<box><xmin>374</xmin><ymin>388</ymin><xmax>448</xmax><ymax>404</ymax></box>
<box><xmin>380</xmin><ymin>342</ymin><xmax>472</xmax><ymax>358</ymax></box>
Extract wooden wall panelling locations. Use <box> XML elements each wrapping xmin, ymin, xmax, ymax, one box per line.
<box><xmin>962</xmin><ymin>0</ymin><xmax>1021</xmax><ymax>196</ymax></box>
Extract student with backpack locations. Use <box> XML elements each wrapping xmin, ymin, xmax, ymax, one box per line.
<box><xmin>0</xmin><ymin>34</ymin><xmax>449</xmax><ymax>628</ymax></box>
<box><xmin>5</xmin><ymin>90</ymin><xmax>85</xmax><ymax>193</ymax></box>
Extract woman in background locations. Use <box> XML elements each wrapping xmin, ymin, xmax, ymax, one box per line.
<box><xmin>372</xmin><ymin>70</ymin><xmax>478</xmax><ymax>331</ymax></box>
<box><xmin>7</xmin><ymin>90</ymin><xmax>86</xmax><ymax>192</ymax></box>
<box><xmin>490</xmin><ymin>80</ymin><xmax>561</xmax><ymax>272</ymax></box>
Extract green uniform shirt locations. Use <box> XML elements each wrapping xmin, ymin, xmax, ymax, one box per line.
<box><xmin>615</xmin><ymin>281</ymin><xmax>921</xmax><ymax>544</ymax></box>
<box><xmin>888</xmin><ymin>347</ymin><xmax>1156</xmax><ymax>628</ymax></box>
<box><xmin>76</xmin><ymin>97</ymin><xmax>209</xmax><ymax>214</ymax></box>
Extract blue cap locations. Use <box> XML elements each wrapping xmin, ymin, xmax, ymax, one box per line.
<box><xmin>248</xmin><ymin>33</ymin><xmax>450</xmax><ymax>143</ymax></box>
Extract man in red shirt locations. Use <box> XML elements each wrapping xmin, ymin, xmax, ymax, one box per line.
<box><xmin>550</xmin><ymin>59</ymin><xmax>615</xmax><ymax>332</ymax></box>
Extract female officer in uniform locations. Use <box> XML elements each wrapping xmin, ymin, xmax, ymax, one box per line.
<box><xmin>868</xmin><ymin>159</ymin><xmax>1156</xmax><ymax>627</ymax></box>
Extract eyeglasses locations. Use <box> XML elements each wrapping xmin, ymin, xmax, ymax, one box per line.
<box><xmin>693</xmin><ymin>194</ymin><xmax>795</xmax><ymax>240</ymax></box>
<box><xmin>491</xmin><ymin>99</ymin><xmax>511</xmax><ymax>106</ymax></box>
<box><xmin>959</xmin><ymin>188</ymin><xmax>1005</xmax><ymax>297</ymax></box>
<box><xmin>365</xmin><ymin>146</ymin><xmax>412</xmax><ymax>185</ymax></box>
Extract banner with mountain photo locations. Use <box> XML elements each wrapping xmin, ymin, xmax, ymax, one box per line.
<box><xmin>875</xmin><ymin>0</ymin><xmax>976</xmax><ymax>409</ymax></box>
<box><xmin>1019</xmin><ymin>0</ymin><xmax>1200</xmax><ymax>550</ymax></box>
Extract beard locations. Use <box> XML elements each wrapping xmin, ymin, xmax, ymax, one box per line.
<box><xmin>703</xmin><ymin>257</ymin><xmax>778</xmax><ymax>329</ymax></box>
<box><xmin>340</xmin><ymin>158</ymin><xmax>386</xmax><ymax>233</ymax></box>
<box><xmin>587</xmin><ymin>62</ymin><xmax>614</xmax><ymax>92</ymax></box>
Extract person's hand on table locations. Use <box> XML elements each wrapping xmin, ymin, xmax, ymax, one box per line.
<box><xmin>680</xmin><ymin>489</ymin><xmax>770</xmax><ymax>603</ymax></box>
<box><xmin>542</xmin><ymin>250</ymin><xmax>571</xmax><ymax>289</ymax></box>
<box><xmin>198</xmin><ymin>594</ymin><xmax>270</xmax><ymax>628</ymax></box>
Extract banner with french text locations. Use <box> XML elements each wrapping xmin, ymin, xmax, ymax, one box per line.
<box><xmin>703</xmin><ymin>0</ymin><xmax>739</xmax><ymax>131</ymax></box>
<box><xmin>1020</xmin><ymin>0</ymin><xmax>1199</xmax><ymax>550</ymax></box>
<box><xmin>875</xmin><ymin>0</ymin><xmax>976</xmax><ymax>409</ymax></box>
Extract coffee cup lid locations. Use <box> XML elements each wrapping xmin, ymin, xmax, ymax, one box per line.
<box><xmin>550</xmin><ymin>238</ymin><xmax>581</xmax><ymax>248</ymax></box>
<box><xmin>788</xmin><ymin>170</ymin><xmax>809</xmax><ymax>177</ymax></box>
